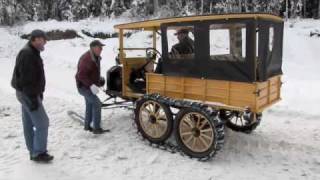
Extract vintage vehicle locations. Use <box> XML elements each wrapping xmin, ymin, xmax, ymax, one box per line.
<box><xmin>102</xmin><ymin>13</ymin><xmax>284</xmax><ymax>160</ymax></box>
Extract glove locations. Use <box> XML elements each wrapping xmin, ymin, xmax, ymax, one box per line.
<box><xmin>90</xmin><ymin>84</ymin><xmax>100</xmax><ymax>95</ymax></box>
<box><xmin>28</xmin><ymin>97</ymin><xmax>39</xmax><ymax>111</ymax></box>
<box><xmin>99</xmin><ymin>77</ymin><xmax>105</xmax><ymax>87</ymax></box>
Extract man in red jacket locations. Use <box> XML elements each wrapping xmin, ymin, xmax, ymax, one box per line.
<box><xmin>76</xmin><ymin>40</ymin><xmax>109</xmax><ymax>134</ymax></box>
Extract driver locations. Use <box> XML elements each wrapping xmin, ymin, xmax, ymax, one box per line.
<box><xmin>170</xmin><ymin>28</ymin><xmax>194</xmax><ymax>57</ymax></box>
<box><xmin>155</xmin><ymin>28</ymin><xmax>195</xmax><ymax>73</ymax></box>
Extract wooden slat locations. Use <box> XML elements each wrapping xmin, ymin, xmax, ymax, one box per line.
<box><xmin>149</xmin><ymin>89</ymin><xmax>165</xmax><ymax>95</ymax></box>
<box><xmin>258</xmin><ymin>89</ymin><xmax>268</xmax><ymax>98</ymax></box>
<box><xmin>270</xmin><ymin>86</ymin><xmax>278</xmax><ymax>94</ymax></box>
<box><xmin>206</xmin><ymin>89</ymin><xmax>228</xmax><ymax>98</ymax></box>
<box><xmin>184</xmin><ymin>86</ymin><xmax>204</xmax><ymax>94</ymax></box>
<box><xmin>166</xmin><ymin>92</ymin><xmax>183</xmax><ymax>98</ymax></box>
<box><xmin>256</xmin><ymin>81</ymin><xmax>268</xmax><ymax>89</ymax></box>
<box><xmin>206</xmin><ymin>97</ymin><xmax>228</xmax><ymax>104</ymax></box>
<box><xmin>230</xmin><ymin>91</ymin><xmax>256</xmax><ymax>102</ymax></box>
<box><xmin>257</xmin><ymin>97</ymin><xmax>268</xmax><ymax>108</ymax></box>
<box><xmin>230</xmin><ymin>82</ymin><xmax>256</xmax><ymax>92</ymax></box>
<box><xmin>185</xmin><ymin>94</ymin><xmax>204</xmax><ymax>100</ymax></box>
<box><xmin>270</xmin><ymin>92</ymin><xmax>278</xmax><ymax>101</ymax></box>
<box><xmin>230</xmin><ymin>100</ymin><xmax>255</xmax><ymax>109</ymax></box>
<box><xmin>207</xmin><ymin>80</ymin><xmax>229</xmax><ymax>89</ymax></box>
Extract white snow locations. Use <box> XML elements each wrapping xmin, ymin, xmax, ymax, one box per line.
<box><xmin>0</xmin><ymin>18</ymin><xmax>320</xmax><ymax>180</ymax></box>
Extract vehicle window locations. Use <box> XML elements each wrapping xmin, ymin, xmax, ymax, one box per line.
<box><xmin>124</xmin><ymin>30</ymin><xmax>153</xmax><ymax>57</ymax></box>
<box><xmin>269</xmin><ymin>26</ymin><xmax>274</xmax><ymax>52</ymax></box>
<box><xmin>209</xmin><ymin>23</ymin><xmax>246</xmax><ymax>62</ymax></box>
<box><xmin>167</xmin><ymin>26</ymin><xmax>195</xmax><ymax>59</ymax></box>
<box><xmin>210</xmin><ymin>29</ymin><xmax>230</xmax><ymax>55</ymax></box>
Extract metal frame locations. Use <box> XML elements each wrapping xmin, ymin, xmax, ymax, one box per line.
<box><xmin>101</xmin><ymin>90</ymin><xmax>134</xmax><ymax>110</ymax></box>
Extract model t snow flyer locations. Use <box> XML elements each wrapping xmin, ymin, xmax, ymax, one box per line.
<box><xmin>101</xmin><ymin>13</ymin><xmax>283</xmax><ymax>161</ymax></box>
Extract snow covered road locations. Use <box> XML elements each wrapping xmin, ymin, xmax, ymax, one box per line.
<box><xmin>0</xmin><ymin>19</ymin><xmax>319</xmax><ymax>180</ymax></box>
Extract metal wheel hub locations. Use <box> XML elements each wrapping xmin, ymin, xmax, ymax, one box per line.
<box><xmin>149</xmin><ymin>115</ymin><xmax>157</xmax><ymax>124</ymax></box>
<box><xmin>192</xmin><ymin>128</ymin><xmax>201</xmax><ymax>137</ymax></box>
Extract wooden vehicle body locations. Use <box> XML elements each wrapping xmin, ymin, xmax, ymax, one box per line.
<box><xmin>105</xmin><ymin>13</ymin><xmax>284</xmax><ymax>160</ymax></box>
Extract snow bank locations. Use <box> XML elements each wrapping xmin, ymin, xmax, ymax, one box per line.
<box><xmin>12</xmin><ymin>17</ymin><xmax>133</xmax><ymax>38</ymax></box>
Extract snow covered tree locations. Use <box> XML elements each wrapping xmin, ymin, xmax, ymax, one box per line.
<box><xmin>0</xmin><ymin>0</ymin><xmax>319</xmax><ymax>25</ymax></box>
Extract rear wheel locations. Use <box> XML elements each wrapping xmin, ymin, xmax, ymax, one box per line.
<box><xmin>175</xmin><ymin>107</ymin><xmax>224</xmax><ymax>160</ymax></box>
<box><xmin>221</xmin><ymin>110</ymin><xmax>262</xmax><ymax>133</ymax></box>
<box><xmin>135</xmin><ymin>97</ymin><xmax>173</xmax><ymax>144</ymax></box>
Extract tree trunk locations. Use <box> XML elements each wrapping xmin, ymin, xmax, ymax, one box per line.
<box><xmin>318</xmin><ymin>0</ymin><xmax>320</xmax><ymax>18</ymax></box>
<box><xmin>201</xmin><ymin>0</ymin><xmax>204</xmax><ymax>14</ymax></box>
<box><xmin>248</xmin><ymin>0</ymin><xmax>253</xmax><ymax>12</ymax></box>
<box><xmin>154</xmin><ymin>0</ymin><xmax>159</xmax><ymax>14</ymax></box>
<box><xmin>303</xmin><ymin>0</ymin><xmax>306</xmax><ymax>18</ymax></box>
<box><xmin>285</xmin><ymin>0</ymin><xmax>289</xmax><ymax>20</ymax></box>
<box><xmin>244</xmin><ymin>0</ymin><xmax>247</xmax><ymax>12</ymax></box>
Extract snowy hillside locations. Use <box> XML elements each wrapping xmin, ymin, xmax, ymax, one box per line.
<box><xmin>0</xmin><ymin>18</ymin><xmax>320</xmax><ymax>180</ymax></box>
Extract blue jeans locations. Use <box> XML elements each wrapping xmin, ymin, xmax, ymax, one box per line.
<box><xmin>16</xmin><ymin>91</ymin><xmax>49</xmax><ymax>157</ymax></box>
<box><xmin>77</xmin><ymin>87</ymin><xmax>101</xmax><ymax>129</ymax></box>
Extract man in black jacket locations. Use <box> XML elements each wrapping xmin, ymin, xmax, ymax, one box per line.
<box><xmin>11</xmin><ymin>30</ymin><xmax>53</xmax><ymax>162</ymax></box>
<box><xmin>155</xmin><ymin>29</ymin><xmax>195</xmax><ymax>73</ymax></box>
<box><xmin>170</xmin><ymin>29</ymin><xmax>194</xmax><ymax>57</ymax></box>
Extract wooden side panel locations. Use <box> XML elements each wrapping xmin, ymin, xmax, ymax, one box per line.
<box><xmin>147</xmin><ymin>73</ymin><xmax>256</xmax><ymax>111</ymax></box>
<box><xmin>146</xmin><ymin>73</ymin><xmax>282</xmax><ymax>113</ymax></box>
<box><xmin>256</xmin><ymin>75</ymin><xmax>282</xmax><ymax>112</ymax></box>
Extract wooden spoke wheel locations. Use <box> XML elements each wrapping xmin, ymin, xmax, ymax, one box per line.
<box><xmin>135</xmin><ymin>97</ymin><xmax>173</xmax><ymax>144</ymax></box>
<box><xmin>221</xmin><ymin>110</ymin><xmax>262</xmax><ymax>133</ymax></box>
<box><xmin>175</xmin><ymin>108</ymin><xmax>223</xmax><ymax>159</ymax></box>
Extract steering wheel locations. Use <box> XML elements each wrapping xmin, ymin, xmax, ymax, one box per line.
<box><xmin>132</xmin><ymin>47</ymin><xmax>162</xmax><ymax>81</ymax></box>
<box><xmin>145</xmin><ymin>47</ymin><xmax>162</xmax><ymax>64</ymax></box>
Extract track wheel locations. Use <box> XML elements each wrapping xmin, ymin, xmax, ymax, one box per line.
<box><xmin>175</xmin><ymin>107</ymin><xmax>224</xmax><ymax>160</ymax></box>
<box><xmin>221</xmin><ymin>110</ymin><xmax>262</xmax><ymax>134</ymax></box>
<box><xmin>135</xmin><ymin>96</ymin><xmax>173</xmax><ymax>144</ymax></box>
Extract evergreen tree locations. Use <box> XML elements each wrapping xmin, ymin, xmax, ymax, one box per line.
<box><xmin>0</xmin><ymin>0</ymin><xmax>319</xmax><ymax>25</ymax></box>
